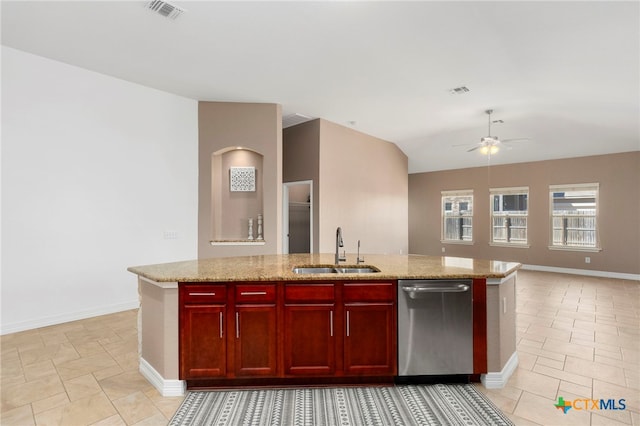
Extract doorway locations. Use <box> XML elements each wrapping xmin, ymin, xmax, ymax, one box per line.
<box><xmin>283</xmin><ymin>181</ymin><xmax>313</xmax><ymax>254</ymax></box>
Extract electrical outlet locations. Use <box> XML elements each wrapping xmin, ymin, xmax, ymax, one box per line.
<box><xmin>441</xmin><ymin>247</ymin><xmax>446</xmax><ymax>253</ymax></box>
<box><xmin>585</xmin><ymin>256</ymin><xmax>591</xmax><ymax>264</ymax></box>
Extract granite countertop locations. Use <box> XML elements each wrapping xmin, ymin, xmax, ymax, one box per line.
<box><xmin>127</xmin><ymin>253</ymin><xmax>521</xmax><ymax>283</ymax></box>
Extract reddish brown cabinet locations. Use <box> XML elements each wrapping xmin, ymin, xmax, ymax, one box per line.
<box><xmin>233</xmin><ymin>284</ymin><xmax>277</xmax><ymax>377</ymax></box>
<box><xmin>283</xmin><ymin>283</ymin><xmax>336</xmax><ymax>376</ymax></box>
<box><xmin>179</xmin><ymin>285</ymin><xmax>227</xmax><ymax>379</ymax></box>
<box><xmin>179</xmin><ymin>280</ymin><xmax>397</xmax><ymax>386</ymax></box>
<box><xmin>343</xmin><ymin>282</ymin><xmax>397</xmax><ymax>376</ymax></box>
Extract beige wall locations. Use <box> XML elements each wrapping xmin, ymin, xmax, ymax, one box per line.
<box><xmin>486</xmin><ymin>276</ymin><xmax>517</xmax><ymax>372</ymax></box>
<box><xmin>283</xmin><ymin>120</ymin><xmax>321</xmax><ymax>252</ymax></box>
<box><xmin>139</xmin><ymin>279</ymin><xmax>179</xmax><ymax>380</ymax></box>
<box><xmin>213</xmin><ymin>149</ymin><xmax>264</xmax><ymax>240</ymax></box>
<box><xmin>409</xmin><ymin>152</ymin><xmax>640</xmax><ymax>274</ymax></box>
<box><xmin>318</xmin><ymin>119</ymin><xmax>408</xmax><ymax>256</ymax></box>
<box><xmin>199</xmin><ymin>101</ymin><xmax>282</xmax><ymax>257</ymax></box>
<box><xmin>283</xmin><ymin>119</ymin><xmax>409</xmax><ymax>256</ymax></box>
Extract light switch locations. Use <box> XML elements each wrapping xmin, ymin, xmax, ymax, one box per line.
<box><xmin>163</xmin><ymin>231</ymin><xmax>178</xmax><ymax>240</ymax></box>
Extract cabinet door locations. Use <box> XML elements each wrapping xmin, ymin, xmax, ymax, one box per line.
<box><xmin>283</xmin><ymin>305</ymin><xmax>335</xmax><ymax>376</ymax></box>
<box><xmin>234</xmin><ymin>305</ymin><xmax>277</xmax><ymax>376</ymax></box>
<box><xmin>180</xmin><ymin>304</ymin><xmax>226</xmax><ymax>379</ymax></box>
<box><xmin>344</xmin><ymin>303</ymin><xmax>396</xmax><ymax>375</ymax></box>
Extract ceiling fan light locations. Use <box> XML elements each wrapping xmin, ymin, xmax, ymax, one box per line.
<box><xmin>479</xmin><ymin>143</ymin><xmax>500</xmax><ymax>155</ymax></box>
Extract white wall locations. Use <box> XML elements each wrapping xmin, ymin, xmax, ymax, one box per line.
<box><xmin>1</xmin><ymin>47</ymin><xmax>199</xmax><ymax>334</ymax></box>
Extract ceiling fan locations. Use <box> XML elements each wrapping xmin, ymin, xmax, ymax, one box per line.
<box><xmin>465</xmin><ymin>109</ymin><xmax>529</xmax><ymax>155</ymax></box>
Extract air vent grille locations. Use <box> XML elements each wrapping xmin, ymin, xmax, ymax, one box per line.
<box><xmin>283</xmin><ymin>113</ymin><xmax>314</xmax><ymax>128</ymax></box>
<box><xmin>449</xmin><ymin>86</ymin><xmax>470</xmax><ymax>95</ymax></box>
<box><xmin>146</xmin><ymin>0</ymin><xmax>185</xmax><ymax>20</ymax></box>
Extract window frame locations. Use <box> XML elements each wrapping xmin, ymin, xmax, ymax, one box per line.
<box><xmin>549</xmin><ymin>183</ymin><xmax>601</xmax><ymax>252</ymax></box>
<box><xmin>489</xmin><ymin>186</ymin><xmax>530</xmax><ymax>248</ymax></box>
<box><xmin>441</xmin><ymin>190</ymin><xmax>474</xmax><ymax>244</ymax></box>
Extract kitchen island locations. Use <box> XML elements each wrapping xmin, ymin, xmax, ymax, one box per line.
<box><xmin>128</xmin><ymin>254</ymin><xmax>520</xmax><ymax>396</ymax></box>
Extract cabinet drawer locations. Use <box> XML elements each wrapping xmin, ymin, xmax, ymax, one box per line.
<box><xmin>235</xmin><ymin>284</ymin><xmax>276</xmax><ymax>303</ymax></box>
<box><xmin>181</xmin><ymin>284</ymin><xmax>227</xmax><ymax>304</ymax></box>
<box><xmin>285</xmin><ymin>283</ymin><xmax>334</xmax><ymax>303</ymax></box>
<box><xmin>344</xmin><ymin>282</ymin><xmax>395</xmax><ymax>303</ymax></box>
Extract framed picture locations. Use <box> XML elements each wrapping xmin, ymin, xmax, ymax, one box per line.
<box><xmin>229</xmin><ymin>167</ymin><xmax>256</xmax><ymax>192</ymax></box>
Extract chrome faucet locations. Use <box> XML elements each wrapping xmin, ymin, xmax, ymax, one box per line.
<box><xmin>335</xmin><ymin>227</ymin><xmax>346</xmax><ymax>265</ymax></box>
<box><xmin>356</xmin><ymin>240</ymin><xmax>365</xmax><ymax>265</ymax></box>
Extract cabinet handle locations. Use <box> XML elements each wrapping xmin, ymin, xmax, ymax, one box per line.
<box><xmin>235</xmin><ymin>312</ymin><xmax>239</xmax><ymax>338</ymax></box>
<box><xmin>240</xmin><ymin>291</ymin><xmax>267</xmax><ymax>296</ymax></box>
<box><xmin>189</xmin><ymin>292</ymin><xmax>216</xmax><ymax>296</ymax></box>
<box><xmin>346</xmin><ymin>310</ymin><xmax>350</xmax><ymax>337</ymax></box>
<box><xmin>219</xmin><ymin>312</ymin><xmax>223</xmax><ymax>338</ymax></box>
<box><xmin>330</xmin><ymin>311</ymin><xmax>334</xmax><ymax>337</ymax></box>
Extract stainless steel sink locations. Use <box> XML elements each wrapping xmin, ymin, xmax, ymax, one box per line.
<box><xmin>334</xmin><ymin>267</ymin><xmax>379</xmax><ymax>274</ymax></box>
<box><xmin>292</xmin><ymin>267</ymin><xmax>336</xmax><ymax>274</ymax></box>
<box><xmin>292</xmin><ymin>265</ymin><xmax>380</xmax><ymax>274</ymax></box>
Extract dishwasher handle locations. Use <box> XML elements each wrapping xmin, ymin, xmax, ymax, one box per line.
<box><xmin>401</xmin><ymin>283</ymin><xmax>470</xmax><ymax>294</ymax></box>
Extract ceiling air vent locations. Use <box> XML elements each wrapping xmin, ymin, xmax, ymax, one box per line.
<box><xmin>449</xmin><ymin>86</ymin><xmax>470</xmax><ymax>95</ymax></box>
<box><xmin>283</xmin><ymin>113</ymin><xmax>314</xmax><ymax>128</ymax></box>
<box><xmin>145</xmin><ymin>0</ymin><xmax>185</xmax><ymax>20</ymax></box>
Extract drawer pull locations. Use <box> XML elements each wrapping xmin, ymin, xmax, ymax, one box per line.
<box><xmin>240</xmin><ymin>291</ymin><xmax>267</xmax><ymax>296</ymax></box>
<box><xmin>219</xmin><ymin>312</ymin><xmax>223</xmax><ymax>338</ymax></box>
<box><xmin>189</xmin><ymin>292</ymin><xmax>216</xmax><ymax>296</ymax></box>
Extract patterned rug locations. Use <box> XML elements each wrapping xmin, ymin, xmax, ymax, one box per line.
<box><xmin>169</xmin><ymin>384</ymin><xmax>514</xmax><ymax>425</ymax></box>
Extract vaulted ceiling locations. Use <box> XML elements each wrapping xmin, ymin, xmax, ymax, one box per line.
<box><xmin>2</xmin><ymin>1</ymin><xmax>638</xmax><ymax>172</ymax></box>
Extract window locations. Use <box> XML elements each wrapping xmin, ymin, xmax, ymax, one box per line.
<box><xmin>442</xmin><ymin>190</ymin><xmax>473</xmax><ymax>242</ymax></box>
<box><xmin>490</xmin><ymin>187</ymin><xmax>529</xmax><ymax>246</ymax></box>
<box><xmin>549</xmin><ymin>183</ymin><xmax>599</xmax><ymax>250</ymax></box>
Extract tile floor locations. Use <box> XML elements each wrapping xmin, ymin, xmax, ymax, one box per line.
<box><xmin>1</xmin><ymin>270</ymin><xmax>638</xmax><ymax>425</ymax></box>
<box><xmin>476</xmin><ymin>270</ymin><xmax>640</xmax><ymax>425</ymax></box>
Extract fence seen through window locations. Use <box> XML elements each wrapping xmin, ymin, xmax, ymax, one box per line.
<box><xmin>550</xmin><ymin>184</ymin><xmax>598</xmax><ymax>249</ymax></box>
<box><xmin>442</xmin><ymin>191</ymin><xmax>473</xmax><ymax>242</ymax></box>
<box><xmin>491</xmin><ymin>188</ymin><xmax>528</xmax><ymax>245</ymax></box>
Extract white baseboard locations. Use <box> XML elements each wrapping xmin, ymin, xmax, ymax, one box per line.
<box><xmin>522</xmin><ymin>264</ymin><xmax>639</xmax><ymax>281</ymax></box>
<box><xmin>0</xmin><ymin>300</ymin><xmax>140</xmax><ymax>335</ymax></box>
<box><xmin>139</xmin><ymin>357</ymin><xmax>186</xmax><ymax>397</ymax></box>
<box><xmin>481</xmin><ymin>352</ymin><xmax>518</xmax><ymax>389</ymax></box>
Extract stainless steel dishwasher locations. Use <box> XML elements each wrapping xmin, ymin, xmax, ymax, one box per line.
<box><xmin>397</xmin><ymin>279</ymin><xmax>473</xmax><ymax>377</ymax></box>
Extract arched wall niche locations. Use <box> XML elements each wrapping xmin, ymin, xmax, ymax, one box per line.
<box><xmin>211</xmin><ymin>146</ymin><xmax>264</xmax><ymax>242</ymax></box>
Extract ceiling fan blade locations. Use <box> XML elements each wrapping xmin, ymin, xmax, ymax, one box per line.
<box><xmin>467</xmin><ymin>146</ymin><xmax>480</xmax><ymax>152</ymax></box>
